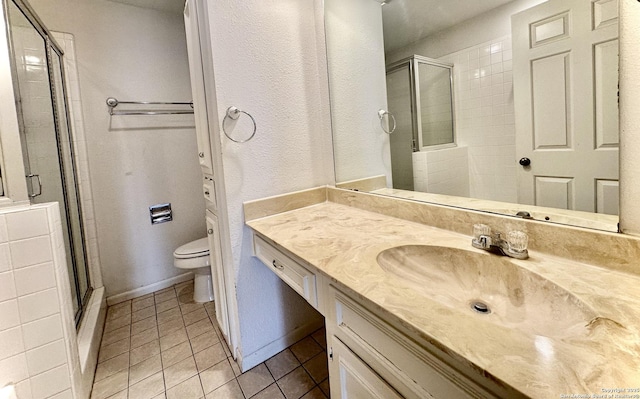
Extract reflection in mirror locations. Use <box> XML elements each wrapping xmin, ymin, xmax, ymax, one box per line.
<box><xmin>326</xmin><ymin>0</ymin><xmax>619</xmax><ymax>232</ymax></box>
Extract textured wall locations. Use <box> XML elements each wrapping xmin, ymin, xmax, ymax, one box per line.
<box><xmin>325</xmin><ymin>0</ymin><xmax>392</xmax><ymax>185</ymax></box>
<box><xmin>205</xmin><ymin>0</ymin><xmax>333</xmax><ymax>364</ymax></box>
<box><xmin>28</xmin><ymin>0</ymin><xmax>206</xmax><ymax>297</ymax></box>
<box><xmin>619</xmin><ymin>1</ymin><xmax>640</xmax><ymax>235</ymax></box>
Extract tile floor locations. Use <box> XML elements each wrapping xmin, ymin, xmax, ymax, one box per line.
<box><xmin>92</xmin><ymin>280</ymin><xmax>330</xmax><ymax>399</ymax></box>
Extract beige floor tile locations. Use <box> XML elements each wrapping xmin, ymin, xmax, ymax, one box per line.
<box><xmin>179</xmin><ymin>301</ymin><xmax>204</xmax><ymax>315</ymax></box>
<box><xmin>175</xmin><ymin>280</ymin><xmax>193</xmax><ymax>291</ymax></box>
<box><xmin>161</xmin><ymin>341</ymin><xmax>193</xmax><ymax>368</ymax></box>
<box><xmin>158</xmin><ymin>317</ymin><xmax>185</xmax><ymax>338</ymax></box>
<box><xmin>186</xmin><ymin>318</ymin><xmax>213</xmax><ymax>340</ymax></box>
<box><xmin>318</xmin><ymin>378</ymin><xmax>329</xmax><ymax>397</ymax></box>
<box><xmin>165</xmin><ymin>375</ymin><xmax>204</xmax><ymax>399</ymax></box>
<box><xmin>91</xmin><ymin>370</ymin><xmax>128</xmax><ymax>399</ymax></box>
<box><xmin>102</xmin><ymin>325</ymin><xmax>131</xmax><ymax>348</ymax></box>
<box><xmin>204</xmin><ymin>379</ymin><xmax>243</xmax><ymax>399</ymax></box>
<box><xmin>157</xmin><ymin>307</ymin><xmax>182</xmax><ymax>326</ymax></box>
<box><xmin>189</xmin><ymin>330</ymin><xmax>220</xmax><ymax>354</ymax></box>
<box><xmin>129</xmin><ymin>354</ymin><xmax>163</xmax><ymax>386</ymax></box>
<box><xmin>229</xmin><ymin>358</ymin><xmax>242</xmax><ymax>377</ymax></box>
<box><xmin>302</xmin><ymin>352</ymin><xmax>328</xmax><ymax>384</ymax></box>
<box><xmin>290</xmin><ymin>337</ymin><xmax>322</xmax><ymax>364</ymax></box>
<box><xmin>132</xmin><ymin>295</ymin><xmax>154</xmax><ymax>311</ymax></box>
<box><xmin>310</xmin><ymin>328</ymin><xmax>326</xmax><ymax>350</ymax></box>
<box><xmin>182</xmin><ymin>307</ymin><xmax>207</xmax><ymax>327</ymax></box>
<box><xmin>200</xmin><ymin>359</ymin><xmax>235</xmax><ymax>394</ymax></box>
<box><xmin>131</xmin><ymin>326</ymin><xmax>159</xmax><ymax>349</ymax></box>
<box><xmin>99</xmin><ymin>338</ymin><xmax>130</xmax><ymax>363</ymax></box>
<box><xmin>237</xmin><ymin>364</ymin><xmax>274</xmax><ymax>398</ymax></box>
<box><xmin>105</xmin><ymin>389</ymin><xmax>128</xmax><ymax>399</ymax></box>
<box><xmin>95</xmin><ymin>352</ymin><xmax>129</xmax><ymax>382</ymax></box>
<box><xmin>131</xmin><ymin>315</ymin><xmax>158</xmax><ymax>336</ymax></box>
<box><xmin>155</xmin><ymin>289</ymin><xmax>177</xmax><ymax>304</ymax></box>
<box><xmin>301</xmin><ymin>386</ymin><xmax>327</xmax><ymax>399</ymax></box>
<box><xmin>266</xmin><ymin>349</ymin><xmax>301</xmax><ymax>380</ymax></box>
<box><xmin>132</xmin><ymin>305</ymin><xmax>157</xmax><ymax>322</ymax></box>
<box><xmin>194</xmin><ymin>343</ymin><xmax>227</xmax><ymax>372</ymax></box>
<box><xmin>150</xmin><ymin>394</ymin><xmax>166</xmax><ymax>399</ymax></box>
<box><xmin>160</xmin><ymin>327</ymin><xmax>188</xmax><ymax>352</ymax></box>
<box><xmin>163</xmin><ymin>356</ymin><xmax>198</xmax><ymax>389</ymax></box>
<box><xmin>156</xmin><ymin>297</ymin><xmax>179</xmax><ymax>313</ymax></box>
<box><xmin>128</xmin><ymin>371</ymin><xmax>165</xmax><ymax>399</ymax></box>
<box><xmin>107</xmin><ymin>301</ymin><xmax>132</xmax><ymax>321</ymax></box>
<box><xmin>277</xmin><ymin>367</ymin><xmax>315</xmax><ymax>399</ymax></box>
<box><xmin>104</xmin><ymin>314</ymin><xmax>132</xmax><ymax>333</ymax></box>
<box><xmin>130</xmin><ymin>339</ymin><xmax>161</xmax><ymax>366</ymax></box>
<box><xmin>251</xmin><ymin>383</ymin><xmax>285</xmax><ymax>399</ymax></box>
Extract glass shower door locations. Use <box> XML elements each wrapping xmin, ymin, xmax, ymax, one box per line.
<box><xmin>7</xmin><ymin>0</ymin><xmax>91</xmax><ymax>324</ymax></box>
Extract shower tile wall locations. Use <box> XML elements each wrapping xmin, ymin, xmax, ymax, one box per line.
<box><xmin>439</xmin><ymin>35</ymin><xmax>517</xmax><ymax>203</ymax></box>
<box><xmin>412</xmin><ymin>146</ymin><xmax>469</xmax><ymax>196</ymax></box>
<box><xmin>0</xmin><ymin>203</ymin><xmax>85</xmax><ymax>399</ymax></box>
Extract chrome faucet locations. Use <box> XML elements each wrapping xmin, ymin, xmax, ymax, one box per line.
<box><xmin>471</xmin><ymin>224</ymin><xmax>529</xmax><ymax>260</ymax></box>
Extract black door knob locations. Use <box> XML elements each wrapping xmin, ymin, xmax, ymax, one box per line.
<box><xmin>519</xmin><ymin>157</ymin><xmax>531</xmax><ymax>166</ymax></box>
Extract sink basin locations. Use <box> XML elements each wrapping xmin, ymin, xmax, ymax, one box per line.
<box><xmin>376</xmin><ymin>245</ymin><xmax>598</xmax><ymax>339</ymax></box>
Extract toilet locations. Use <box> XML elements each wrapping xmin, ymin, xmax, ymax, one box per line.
<box><xmin>173</xmin><ymin>238</ymin><xmax>214</xmax><ymax>303</ymax></box>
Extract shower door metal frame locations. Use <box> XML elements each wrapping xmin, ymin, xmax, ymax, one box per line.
<box><xmin>3</xmin><ymin>0</ymin><xmax>92</xmax><ymax>326</ymax></box>
<box><xmin>386</xmin><ymin>55</ymin><xmax>457</xmax><ymax>151</ymax></box>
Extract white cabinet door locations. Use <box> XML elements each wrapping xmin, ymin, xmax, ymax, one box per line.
<box><xmin>206</xmin><ymin>211</ymin><xmax>230</xmax><ymax>345</ymax></box>
<box><xmin>330</xmin><ymin>337</ymin><xmax>405</xmax><ymax>399</ymax></box>
<box><xmin>184</xmin><ymin>0</ymin><xmax>214</xmax><ymax>175</ymax></box>
<box><xmin>512</xmin><ymin>0</ymin><xmax>619</xmax><ymax>213</ymax></box>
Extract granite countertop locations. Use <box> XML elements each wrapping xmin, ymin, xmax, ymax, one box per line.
<box><xmin>246</xmin><ymin>201</ymin><xmax>640</xmax><ymax>398</ymax></box>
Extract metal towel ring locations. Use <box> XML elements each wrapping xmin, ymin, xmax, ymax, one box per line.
<box><xmin>222</xmin><ymin>106</ymin><xmax>256</xmax><ymax>143</ymax></box>
<box><xmin>378</xmin><ymin>109</ymin><xmax>396</xmax><ymax>134</ymax></box>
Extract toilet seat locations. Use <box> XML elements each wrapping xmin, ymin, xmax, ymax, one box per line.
<box><xmin>174</xmin><ymin>237</ymin><xmax>209</xmax><ymax>259</ymax></box>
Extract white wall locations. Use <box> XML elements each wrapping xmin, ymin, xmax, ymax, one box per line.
<box><xmin>205</xmin><ymin>0</ymin><xmax>333</xmax><ymax>367</ymax></box>
<box><xmin>28</xmin><ymin>0</ymin><xmax>206</xmax><ymax>297</ymax></box>
<box><xmin>326</xmin><ymin>0</ymin><xmax>392</xmax><ymax>185</ymax></box>
<box><xmin>385</xmin><ymin>0</ymin><xmax>546</xmax><ymax>62</ymax></box>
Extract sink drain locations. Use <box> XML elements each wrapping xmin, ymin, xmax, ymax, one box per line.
<box><xmin>470</xmin><ymin>301</ymin><xmax>491</xmax><ymax>314</ymax></box>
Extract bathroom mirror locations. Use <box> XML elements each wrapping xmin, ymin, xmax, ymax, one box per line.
<box><xmin>325</xmin><ymin>0</ymin><xmax>620</xmax><ymax>232</ymax></box>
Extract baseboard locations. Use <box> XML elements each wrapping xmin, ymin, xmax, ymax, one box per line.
<box><xmin>106</xmin><ymin>272</ymin><xmax>194</xmax><ymax>306</ymax></box>
<box><xmin>238</xmin><ymin>318</ymin><xmax>325</xmax><ymax>372</ymax></box>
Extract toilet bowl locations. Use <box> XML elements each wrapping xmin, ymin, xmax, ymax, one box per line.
<box><xmin>173</xmin><ymin>237</ymin><xmax>213</xmax><ymax>303</ymax></box>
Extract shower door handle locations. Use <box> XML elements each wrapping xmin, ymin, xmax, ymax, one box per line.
<box><xmin>27</xmin><ymin>174</ymin><xmax>42</xmax><ymax>198</ymax></box>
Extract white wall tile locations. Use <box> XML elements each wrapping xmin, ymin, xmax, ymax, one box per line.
<box><xmin>48</xmin><ymin>389</ymin><xmax>73</xmax><ymax>399</ymax></box>
<box><xmin>0</xmin><ymin>271</ymin><xmax>17</xmax><ymax>302</ymax></box>
<box><xmin>22</xmin><ymin>314</ymin><xmax>64</xmax><ymax>351</ymax></box>
<box><xmin>15</xmin><ymin>378</ymin><xmax>33</xmax><ymax>399</ymax></box>
<box><xmin>0</xmin><ymin>216</ymin><xmax>8</xmax><ymax>243</ymax></box>
<box><xmin>17</xmin><ymin>288</ymin><xmax>60</xmax><ymax>324</ymax></box>
<box><xmin>30</xmin><ymin>364</ymin><xmax>71</xmax><ymax>399</ymax></box>
<box><xmin>0</xmin><ymin>244</ymin><xmax>11</xmax><ymax>272</ymax></box>
<box><xmin>0</xmin><ymin>353</ymin><xmax>29</xmax><ymax>387</ymax></box>
<box><xmin>26</xmin><ymin>339</ymin><xmax>67</xmax><ymax>376</ymax></box>
<box><xmin>5</xmin><ymin>209</ymin><xmax>49</xmax><ymax>241</ymax></box>
<box><xmin>0</xmin><ymin>326</ymin><xmax>25</xmax><ymax>360</ymax></box>
<box><xmin>14</xmin><ymin>262</ymin><xmax>56</xmax><ymax>296</ymax></box>
<box><xmin>9</xmin><ymin>236</ymin><xmax>53</xmax><ymax>269</ymax></box>
<box><xmin>0</xmin><ymin>299</ymin><xmax>20</xmax><ymax>331</ymax></box>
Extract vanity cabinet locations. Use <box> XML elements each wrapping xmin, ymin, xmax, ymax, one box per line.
<box><xmin>251</xmin><ymin>232</ymin><xmax>511</xmax><ymax>399</ymax></box>
<box><xmin>253</xmin><ymin>235</ymin><xmax>319</xmax><ymax>310</ymax></box>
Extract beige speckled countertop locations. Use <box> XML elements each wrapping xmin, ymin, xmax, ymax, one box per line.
<box><xmin>246</xmin><ymin>199</ymin><xmax>640</xmax><ymax>398</ymax></box>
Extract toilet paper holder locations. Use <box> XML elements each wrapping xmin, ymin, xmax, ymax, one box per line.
<box><xmin>150</xmin><ymin>203</ymin><xmax>172</xmax><ymax>225</ymax></box>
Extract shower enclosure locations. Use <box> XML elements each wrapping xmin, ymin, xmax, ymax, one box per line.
<box><xmin>385</xmin><ymin>55</ymin><xmax>455</xmax><ymax>191</ymax></box>
<box><xmin>4</xmin><ymin>0</ymin><xmax>91</xmax><ymax>325</ymax></box>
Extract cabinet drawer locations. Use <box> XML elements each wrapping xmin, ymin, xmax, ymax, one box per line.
<box><xmin>253</xmin><ymin>235</ymin><xmax>318</xmax><ymax>309</ymax></box>
<box><xmin>331</xmin><ymin>287</ymin><xmax>501</xmax><ymax>399</ymax></box>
